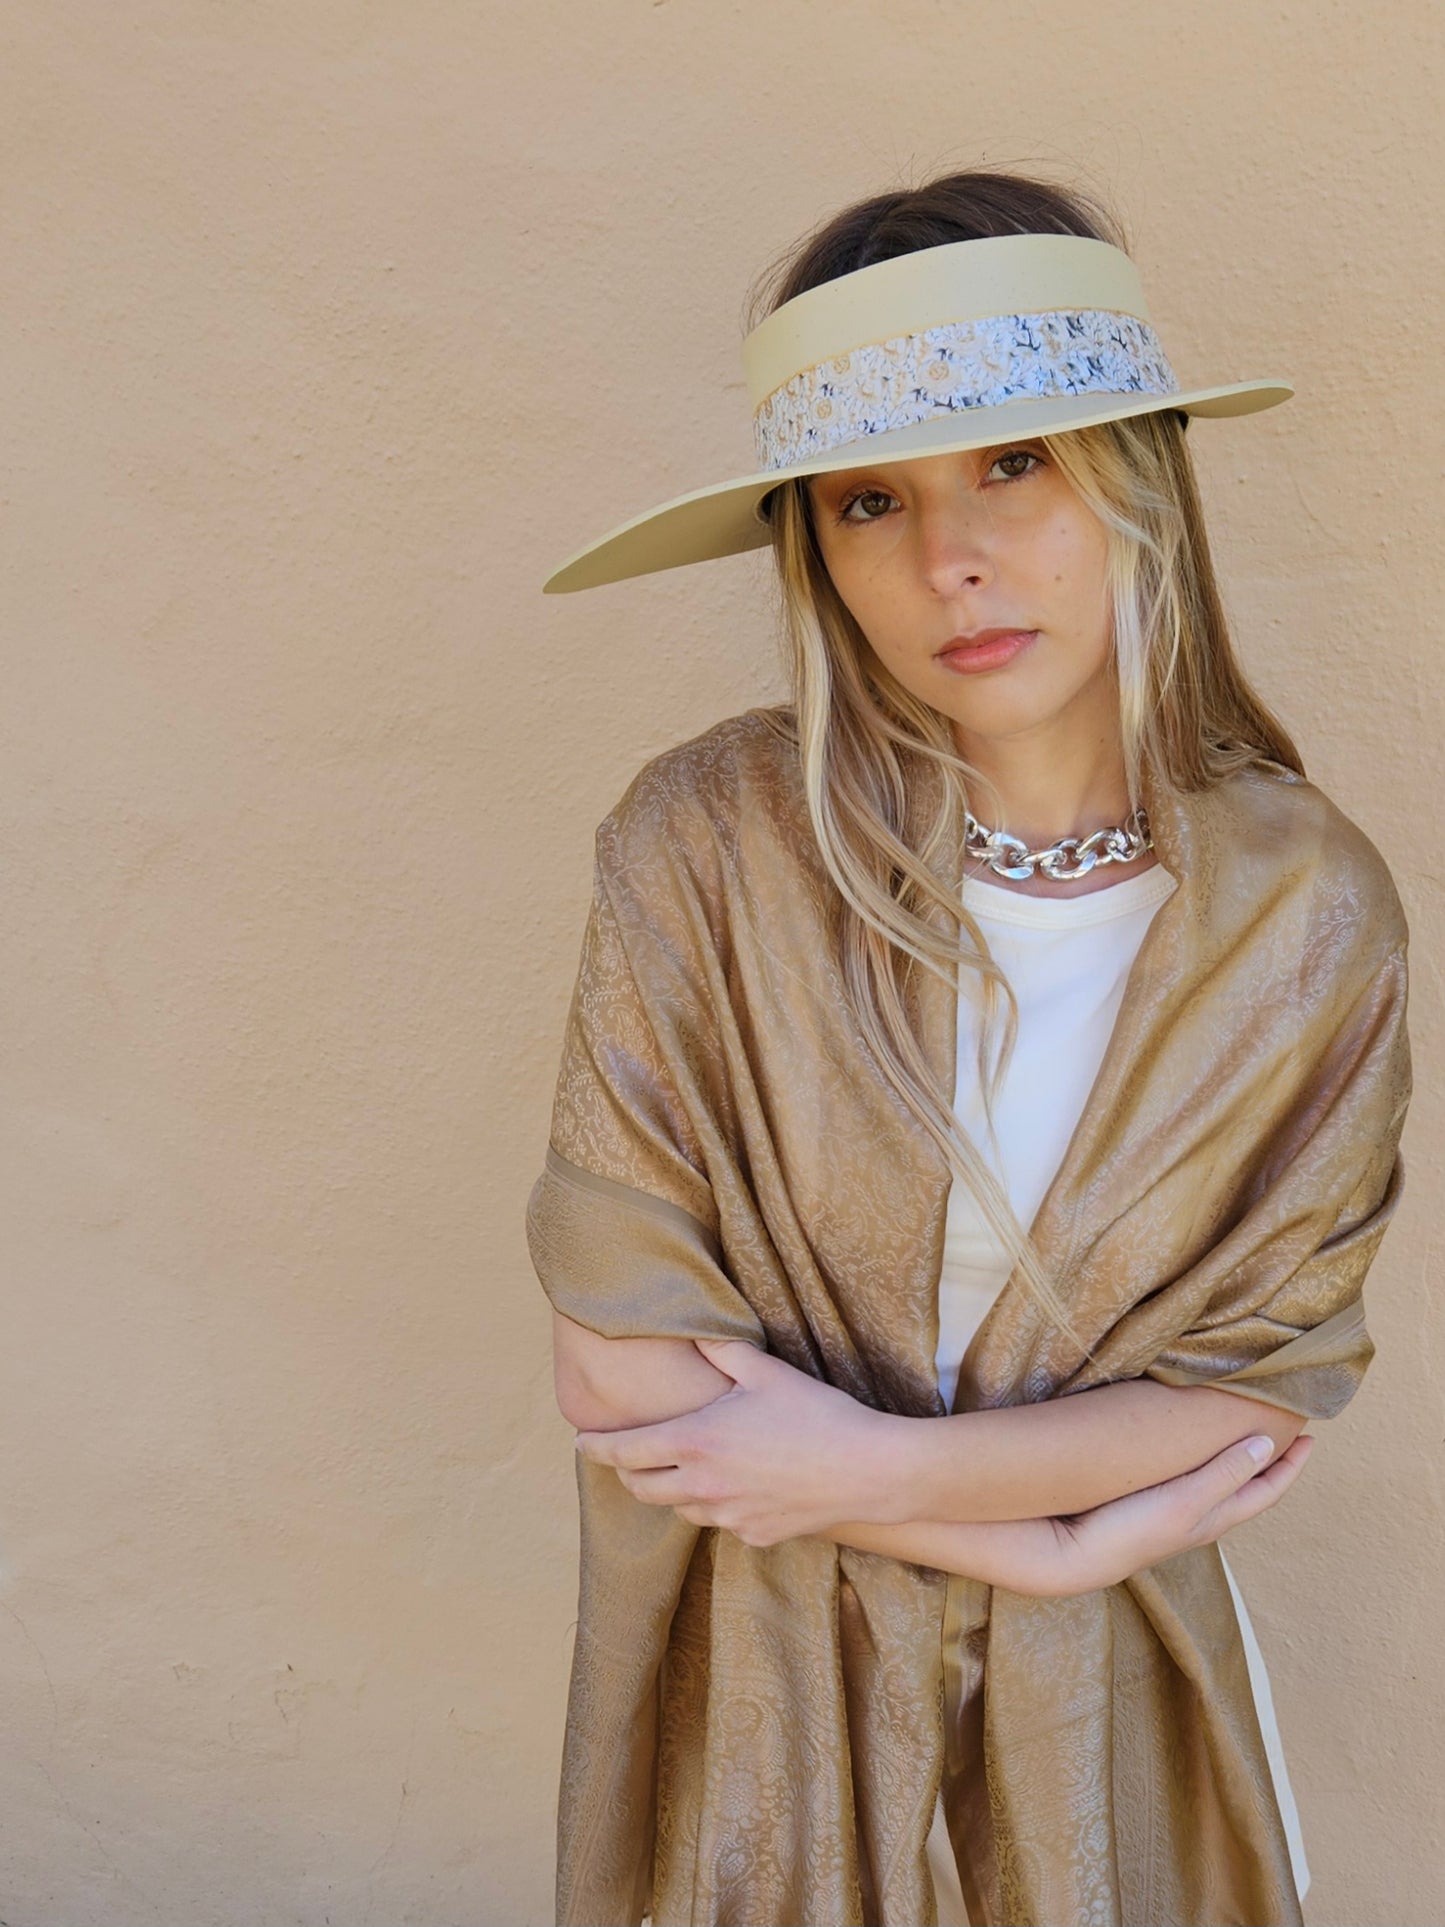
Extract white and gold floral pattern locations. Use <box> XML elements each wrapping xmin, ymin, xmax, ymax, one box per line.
<box><xmin>752</xmin><ymin>308</ymin><xmax>1179</xmax><ymax>469</ymax></box>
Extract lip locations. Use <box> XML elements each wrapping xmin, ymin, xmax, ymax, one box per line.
<box><xmin>935</xmin><ymin>628</ymin><xmax>1038</xmax><ymax>673</ymax></box>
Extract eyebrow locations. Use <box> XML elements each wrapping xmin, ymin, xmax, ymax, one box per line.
<box><xmin>811</xmin><ymin>440</ymin><xmax>1046</xmax><ymax>491</ymax></box>
<box><xmin>810</xmin><ymin>461</ymin><xmax>915</xmax><ymax>491</ymax></box>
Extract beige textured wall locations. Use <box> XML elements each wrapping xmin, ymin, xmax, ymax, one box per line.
<box><xmin>1</xmin><ymin>4</ymin><xmax>1439</xmax><ymax>1923</ymax></box>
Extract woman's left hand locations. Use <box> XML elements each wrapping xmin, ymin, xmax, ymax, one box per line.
<box><xmin>573</xmin><ymin>1338</ymin><xmax>896</xmax><ymax>1546</ymax></box>
<box><xmin>1035</xmin><ymin>1429</ymin><xmax>1316</xmax><ymax>1594</ymax></box>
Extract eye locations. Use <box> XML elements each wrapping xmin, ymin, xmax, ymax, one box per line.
<box><xmin>987</xmin><ymin>447</ymin><xmax>1043</xmax><ymax>483</ymax></box>
<box><xmin>831</xmin><ymin>448</ymin><xmax>1043</xmax><ymax>525</ymax></box>
<box><xmin>834</xmin><ymin>484</ymin><xmax>897</xmax><ymax>524</ymax></box>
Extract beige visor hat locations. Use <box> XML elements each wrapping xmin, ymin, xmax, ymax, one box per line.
<box><xmin>542</xmin><ymin>231</ymin><xmax>1291</xmax><ymax>595</ymax></box>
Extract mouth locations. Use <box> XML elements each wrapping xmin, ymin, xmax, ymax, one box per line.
<box><xmin>935</xmin><ymin>629</ymin><xmax>1038</xmax><ymax>673</ymax></box>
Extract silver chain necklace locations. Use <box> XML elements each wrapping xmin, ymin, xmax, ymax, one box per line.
<box><xmin>964</xmin><ymin>805</ymin><xmax>1153</xmax><ymax>883</ymax></box>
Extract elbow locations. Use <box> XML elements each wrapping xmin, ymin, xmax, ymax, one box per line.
<box><xmin>553</xmin><ymin>1356</ymin><xmax>627</xmax><ymax>1433</ymax></box>
<box><xmin>1260</xmin><ymin>1409</ymin><xmax>1309</xmax><ymax>1467</ymax></box>
<box><xmin>553</xmin><ymin>1342</ymin><xmax>699</xmax><ymax>1432</ymax></box>
<box><xmin>1217</xmin><ymin>1392</ymin><xmax>1309</xmax><ymax>1460</ymax></box>
<box><xmin>1269</xmin><ymin>1408</ymin><xmax>1309</xmax><ymax>1450</ymax></box>
<box><xmin>1165</xmin><ymin>1381</ymin><xmax>1310</xmax><ymax>1461</ymax></box>
<box><xmin>549</xmin><ymin>1314</ymin><xmax>736</xmax><ymax>1432</ymax></box>
<box><xmin>549</xmin><ymin>1308</ymin><xmax>640</xmax><ymax>1432</ymax></box>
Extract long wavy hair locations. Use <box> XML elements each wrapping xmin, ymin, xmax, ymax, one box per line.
<box><xmin>746</xmin><ymin>169</ymin><xmax>1304</xmax><ymax>1354</ymax></box>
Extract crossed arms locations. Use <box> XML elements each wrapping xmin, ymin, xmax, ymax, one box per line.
<box><xmin>551</xmin><ymin>1309</ymin><xmax>1311</xmax><ymax>1597</ymax></box>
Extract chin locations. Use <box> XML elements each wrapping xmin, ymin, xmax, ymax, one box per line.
<box><xmin>946</xmin><ymin>695</ymin><xmax>1067</xmax><ymax>742</ymax></box>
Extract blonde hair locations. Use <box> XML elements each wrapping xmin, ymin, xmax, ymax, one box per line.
<box><xmin>754</xmin><ymin>404</ymin><xmax>1303</xmax><ymax>1358</ymax></box>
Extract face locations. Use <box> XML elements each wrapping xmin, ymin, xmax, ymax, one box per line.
<box><xmin>805</xmin><ymin>440</ymin><xmax>1116</xmax><ymax>763</ymax></box>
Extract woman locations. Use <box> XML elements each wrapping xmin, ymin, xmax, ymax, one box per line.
<box><xmin>526</xmin><ymin>170</ymin><xmax>1411</xmax><ymax>1927</ymax></box>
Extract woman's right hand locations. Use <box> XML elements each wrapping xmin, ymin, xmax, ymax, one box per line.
<box><xmin>1007</xmin><ymin>1431</ymin><xmax>1316</xmax><ymax>1597</ymax></box>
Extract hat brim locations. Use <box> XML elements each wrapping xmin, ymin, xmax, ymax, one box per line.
<box><xmin>541</xmin><ymin>379</ymin><xmax>1292</xmax><ymax>594</ymax></box>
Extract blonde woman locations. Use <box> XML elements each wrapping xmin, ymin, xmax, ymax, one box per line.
<box><xmin>526</xmin><ymin>170</ymin><xmax>1410</xmax><ymax>1927</ymax></box>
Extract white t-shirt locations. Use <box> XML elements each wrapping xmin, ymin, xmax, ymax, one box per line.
<box><xmin>925</xmin><ymin>862</ymin><xmax>1310</xmax><ymax>1922</ymax></box>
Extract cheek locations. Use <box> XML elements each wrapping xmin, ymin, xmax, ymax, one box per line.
<box><xmin>1041</xmin><ymin>519</ymin><xmax>1110</xmax><ymax>624</ymax></box>
<box><xmin>823</xmin><ymin>557</ymin><xmax>905</xmax><ymax>649</ymax></box>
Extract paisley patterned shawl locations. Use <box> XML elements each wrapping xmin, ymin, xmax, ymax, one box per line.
<box><xmin>524</xmin><ymin>704</ymin><xmax>1411</xmax><ymax>1927</ymax></box>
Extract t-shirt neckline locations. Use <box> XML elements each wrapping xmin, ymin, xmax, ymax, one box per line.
<box><xmin>960</xmin><ymin>861</ymin><xmax>1178</xmax><ymax>929</ymax></box>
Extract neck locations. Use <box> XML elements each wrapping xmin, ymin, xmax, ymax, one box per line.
<box><xmin>954</xmin><ymin>726</ymin><xmax>1133</xmax><ymax>847</ymax></box>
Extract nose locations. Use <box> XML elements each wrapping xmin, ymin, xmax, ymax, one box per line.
<box><xmin>914</xmin><ymin>494</ymin><xmax>995</xmax><ymax>597</ymax></box>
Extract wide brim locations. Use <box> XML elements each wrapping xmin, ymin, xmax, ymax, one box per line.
<box><xmin>541</xmin><ymin>379</ymin><xmax>1292</xmax><ymax>594</ymax></box>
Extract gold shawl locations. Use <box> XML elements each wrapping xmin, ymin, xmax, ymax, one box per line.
<box><xmin>525</xmin><ymin>704</ymin><xmax>1411</xmax><ymax>1927</ymax></box>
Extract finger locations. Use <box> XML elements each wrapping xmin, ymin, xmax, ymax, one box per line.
<box><xmin>1122</xmin><ymin>1434</ymin><xmax>1290</xmax><ymax>1546</ymax></box>
<box><xmin>1193</xmin><ymin>1435</ymin><xmax>1315</xmax><ymax>1540</ymax></box>
<box><xmin>673</xmin><ymin>1503</ymin><xmax>717</xmax><ymax>1528</ymax></box>
<box><xmin>575</xmin><ymin>1420</ymin><xmax>687</xmax><ymax>1471</ymax></box>
<box><xmin>615</xmin><ymin>1465</ymin><xmax>700</xmax><ymax>1505</ymax></box>
<box><xmin>1209</xmin><ymin>1434</ymin><xmax>1314</xmax><ymax>1525</ymax></box>
<box><xmin>692</xmin><ymin>1337</ymin><xmax>764</xmax><ymax>1378</ymax></box>
<box><xmin>1173</xmin><ymin>1433</ymin><xmax>1287</xmax><ymax>1516</ymax></box>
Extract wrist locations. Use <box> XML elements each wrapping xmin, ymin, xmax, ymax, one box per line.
<box><xmin>859</xmin><ymin>1412</ymin><xmax>937</xmax><ymax>1526</ymax></box>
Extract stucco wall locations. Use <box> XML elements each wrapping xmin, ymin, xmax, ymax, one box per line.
<box><xmin>1</xmin><ymin>4</ymin><xmax>1440</xmax><ymax>1923</ymax></box>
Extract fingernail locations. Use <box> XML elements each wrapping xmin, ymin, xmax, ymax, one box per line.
<box><xmin>1244</xmin><ymin>1435</ymin><xmax>1272</xmax><ymax>1462</ymax></box>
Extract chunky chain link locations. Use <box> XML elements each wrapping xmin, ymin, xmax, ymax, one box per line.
<box><xmin>964</xmin><ymin>806</ymin><xmax>1153</xmax><ymax>882</ymax></box>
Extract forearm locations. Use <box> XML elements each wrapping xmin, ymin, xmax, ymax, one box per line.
<box><xmin>870</xmin><ymin>1378</ymin><xmax>1305</xmax><ymax>1525</ymax></box>
<box><xmin>553</xmin><ymin>1312</ymin><xmax>1305</xmax><ymax>1535</ymax></box>
<box><xmin>815</xmin><ymin>1513</ymin><xmax>1054</xmax><ymax>1585</ymax></box>
<box><xmin>556</xmin><ymin>1323</ymin><xmax>1061</xmax><ymax>1584</ymax></box>
<box><xmin>817</xmin><ymin>1428</ymin><xmax>1315</xmax><ymax>1598</ymax></box>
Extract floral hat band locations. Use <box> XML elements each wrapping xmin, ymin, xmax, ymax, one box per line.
<box><xmin>749</xmin><ymin>309</ymin><xmax>1179</xmax><ymax>471</ymax></box>
<box><xmin>543</xmin><ymin>232</ymin><xmax>1293</xmax><ymax>595</ymax></box>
